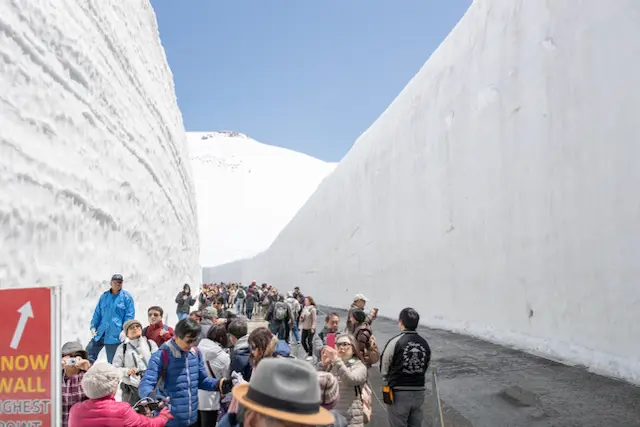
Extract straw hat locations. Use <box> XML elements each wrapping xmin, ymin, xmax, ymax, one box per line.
<box><xmin>232</xmin><ymin>358</ymin><xmax>334</xmax><ymax>425</ymax></box>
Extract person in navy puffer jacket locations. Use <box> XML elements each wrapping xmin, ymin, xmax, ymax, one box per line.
<box><xmin>139</xmin><ymin>318</ymin><xmax>230</xmax><ymax>427</ymax></box>
<box><xmin>87</xmin><ymin>274</ymin><xmax>135</xmax><ymax>363</ymax></box>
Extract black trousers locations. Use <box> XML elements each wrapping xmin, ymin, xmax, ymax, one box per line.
<box><xmin>197</xmin><ymin>410</ymin><xmax>219</xmax><ymax>427</ymax></box>
<box><xmin>301</xmin><ymin>329</ymin><xmax>314</xmax><ymax>356</ymax></box>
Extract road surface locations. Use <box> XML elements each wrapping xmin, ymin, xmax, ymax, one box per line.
<box><xmin>304</xmin><ymin>306</ymin><xmax>640</xmax><ymax>427</ymax></box>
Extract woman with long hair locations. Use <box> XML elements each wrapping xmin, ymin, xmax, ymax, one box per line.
<box><xmin>321</xmin><ymin>334</ymin><xmax>367</xmax><ymax>427</ymax></box>
<box><xmin>299</xmin><ymin>296</ymin><xmax>318</xmax><ymax>359</ymax></box>
<box><xmin>248</xmin><ymin>326</ymin><xmax>294</xmax><ymax>368</ymax></box>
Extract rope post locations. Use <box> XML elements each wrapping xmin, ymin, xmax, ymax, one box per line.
<box><xmin>432</xmin><ymin>370</ymin><xmax>445</xmax><ymax>427</ymax></box>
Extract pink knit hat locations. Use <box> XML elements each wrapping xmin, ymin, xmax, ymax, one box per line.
<box><xmin>317</xmin><ymin>371</ymin><xmax>339</xmax><ymax>410</ymax></box>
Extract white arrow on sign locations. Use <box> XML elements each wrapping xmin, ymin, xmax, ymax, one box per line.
<box><xmin>10</xmin><ymin>301</ymin><xmax>34</xmax><ymax>350</ymax></box>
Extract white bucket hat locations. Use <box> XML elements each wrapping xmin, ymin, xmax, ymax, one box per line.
<box><xmin>353</xmin><ymin>293</ymin><xmax>369</xmax><ymax>302</ymax></box>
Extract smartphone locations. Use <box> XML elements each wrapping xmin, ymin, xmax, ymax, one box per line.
<box><xmin>326</xmin><ymin>333</ymin><xmax>336</xmax><ymax>348</ymax></box>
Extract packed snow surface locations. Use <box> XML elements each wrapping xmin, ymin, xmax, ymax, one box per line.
<box><xmin>0</xmin><ymin>0</ymin><xmax>199</xmax><ymax>343</ymax></box>
<box><xmin>208</xmin><ymin>0</ymin><xmax>640</xmax><ymax>383</ymax></box>
<box><xmin>190</xmin><ymin>131</ymin><xmax>336</xmax><ymax>269</ymax></box>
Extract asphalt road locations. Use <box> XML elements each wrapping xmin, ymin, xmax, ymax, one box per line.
<box><xmin>309</xmin><ymin>305</ymin><xmax>640</xmax><ymax>427</ymax></box>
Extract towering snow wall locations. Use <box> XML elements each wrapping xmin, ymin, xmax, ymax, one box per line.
<box><xmin>0</xmin><ymin>1</ymin><xmax>199</xmax><ymax>343</ymax></box>
<box><xmin>211</xmin><ymin>0</ymin><xmax>640</xmax><ymax>382</ymax></box>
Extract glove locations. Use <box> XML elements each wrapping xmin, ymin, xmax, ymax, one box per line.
<box><xmin>220</xmin><ymin>378</ymin><xmax>233</xmax><ymax>394</ymax></box>
<box><xmin>158</xmin><ymin>407</ymin><xmax>173</xmax><ymax>421</ymax></box>
<box><xmin>90</xmin><ymin>328</ymin><xmax>98</xmax><ymax>337</ymax></box>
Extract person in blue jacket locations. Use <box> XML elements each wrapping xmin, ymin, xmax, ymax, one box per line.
<box><xmin>139</xmin><ymin>318</ymin><xmax>231</xmax><ymax>427</ymax></box>
<box><xmin>87</xmin><ymin>274</ymin><xmax>135</xmax><ymax>363</ymax></box>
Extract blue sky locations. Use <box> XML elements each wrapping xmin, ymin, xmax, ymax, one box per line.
<box><xmin>151</xmin><ymin>1</ymin><xmax>471</xmax><ymax>162</ymax></box>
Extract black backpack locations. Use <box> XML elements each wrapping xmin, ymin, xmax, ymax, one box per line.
<box><xmin>122</xmin><ymin>339</ymin><xmax>153</xmax><ymax>372</ymax></box>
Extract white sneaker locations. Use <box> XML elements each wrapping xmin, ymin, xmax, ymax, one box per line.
<box><xmin>305</xmin><ymin>356</ymin><xmax>314</xmax><ymax>362</ymax></box>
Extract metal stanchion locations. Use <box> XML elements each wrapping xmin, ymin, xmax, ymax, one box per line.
<box><xmin>431</xmin><ymin>370</ymin><xmax>445</xmax><ymax>427</ymax></box>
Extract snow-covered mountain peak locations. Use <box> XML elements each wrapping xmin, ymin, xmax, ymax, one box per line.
<box><xmin>200</xmin><ymin>130</ymin><xmax>249</xmax><ymax>140</ymax></box>
<box><xmin>188</xmin><ymin>132</ymin><xmax>336</xmax><ymax>267</ymax></box>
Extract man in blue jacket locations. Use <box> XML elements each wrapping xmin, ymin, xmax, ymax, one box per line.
<box><xmin>139</xmin><ymin>318</ymin><xmax>230</xmax><ymax>427</ymax></box>
<box><xmin>87</xmin><ymin>273</ymin><xmax>135</xmax><ymax>363</ymax></box>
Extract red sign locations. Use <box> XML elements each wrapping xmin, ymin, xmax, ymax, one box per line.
<box><xmin>0</xmin><ymin>287</ymin><xmax>56</xmax><ymax>427</ymax></box>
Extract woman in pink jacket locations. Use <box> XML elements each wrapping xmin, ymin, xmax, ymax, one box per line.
<box><xmin>69</xmin><ymin>362</ymin><xmax>172</xmax><ymax>427</ymax></box>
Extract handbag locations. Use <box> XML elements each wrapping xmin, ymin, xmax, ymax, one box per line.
<box><xmin>356</xmin><ymin>383</ymin><xmax>372</xmax><ymax>424</ymax></box>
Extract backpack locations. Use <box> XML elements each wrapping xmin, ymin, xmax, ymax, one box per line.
<box><xmin>274</xmin><ymin>340</ymin><xmax>291</xmax><ymax>358</ymax></box>
<box><xmin>354</xmin><ymin>324</ymin><xmax>380</xmax><ymax>366</ymax></box>
<box><xmin>285</xmin><ymin>298</ymin><xmax>299</xmax><ymax>317</ymax></box>
<box><xmin>274</xmin><ymin>302</ymin><xmax>288</xmax><ymax>321</ymax></box>
<box><xmin>122</xmin><ymin>339</ymin><xmax>153</xmax><ymax>359</ymax></box>
<box><xmin>142</xmin><ymin>324</ymin><xmax>168</xmax><ymax>338</ymax></box>
<box><xmin>237</xmin><ymin>289</ymin><xmax>246</xmax><ymax>299</ymax></box>
<box><xmin>355</xmin><ymin>383</ymin><xmax>372</xmax><ymax>424</ymax></box>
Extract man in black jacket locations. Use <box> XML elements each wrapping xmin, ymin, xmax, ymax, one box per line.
<box><xmin>380</xmin><ymin>307</ymin><xmax>431</xmax><ymax>427</ymax></box>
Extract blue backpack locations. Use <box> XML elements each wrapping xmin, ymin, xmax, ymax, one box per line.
<box><xmin>274</xmin><ymin>340</ymin><xmax>292</xmax><ymax>358</ymax></box>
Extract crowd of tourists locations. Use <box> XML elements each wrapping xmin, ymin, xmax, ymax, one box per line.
<box><xmin>60</xmin><ymin>274</ymin><xmax>431</xmax><ymax>427</ymax></box>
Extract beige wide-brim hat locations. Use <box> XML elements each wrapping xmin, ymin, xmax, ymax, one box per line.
<box><xmin>233</xmin><ymin>383</ymin><xmax>334</xmax><ymax>426</ymax></box>
<box><xmin>232</xmin><ymin>358</ymin><xmax>335</xmax><ymax>426</ymax></box>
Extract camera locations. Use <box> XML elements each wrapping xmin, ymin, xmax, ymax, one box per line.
<box><xmin>65</xmin><ymin>359</ymin><xmax>77</xmax><ymax>366</ymax></box>
<box><xmin>133</xmin><ymin>398</ymin><xmax>164</xmax><ymax>416</ymax></box>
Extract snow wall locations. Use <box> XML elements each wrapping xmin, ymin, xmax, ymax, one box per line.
<box><xmin>208</xmin><ymin>0</ymin><xmax>640</xmax><ymax>383</ymax></box>
<box><xmin>0</xmin><ymin>1</ymin><xmax>200</xmax><ymax>343</ymax></box>
<box><xmin>203</xmin><ymin>260</ymin><xmax>245</xmax><ymax>284</ymax></box>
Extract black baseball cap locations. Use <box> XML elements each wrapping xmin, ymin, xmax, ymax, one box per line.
<box><xmin>111</xmin><ymin>274</ymin><xmax>123</xmax><ymax>282</ymax></box>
